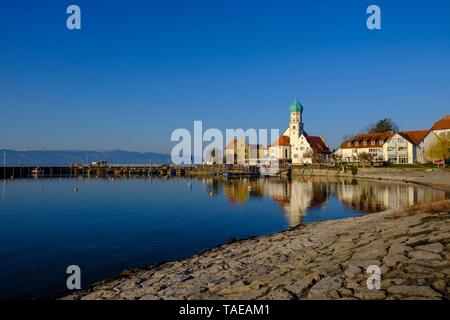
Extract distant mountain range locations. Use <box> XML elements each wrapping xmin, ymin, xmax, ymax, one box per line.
<box><xmin>0</xmin><ymin>150</ymin><xmax>172</xmax><ymax>166</ymax></box>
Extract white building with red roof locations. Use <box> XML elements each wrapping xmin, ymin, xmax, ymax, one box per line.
<box><xmin>335</xmin><ymin>115</ymin><xmax>450</xmax><ymax>164</ymax></box>
<box><xmin>431</xmin><ymin>115</ymin><xmax>450</xmax><ymax>137</ymax></box>
<box><xmin>268</xmin><ymin>98</ymin><xmax>331</xmax><ymax>164</ymax></box>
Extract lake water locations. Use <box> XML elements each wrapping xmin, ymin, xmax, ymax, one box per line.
<box><xmin>0</xmin><ymin>176</ymin><xmax>447</xmax><ymax>299</ymax></box>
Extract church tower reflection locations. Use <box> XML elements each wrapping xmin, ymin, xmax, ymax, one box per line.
<box><xmin>265</xmin><ymin>178</ymin><xmax>327</xmax><ymax>227</ymax></box>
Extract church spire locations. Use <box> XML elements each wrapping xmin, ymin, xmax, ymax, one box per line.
<box><xmin>289</xmin><ymin>98</ymin><xmax>303</xmax><ymax>113</ymax></box>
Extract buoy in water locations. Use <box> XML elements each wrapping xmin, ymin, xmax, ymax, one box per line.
<box><xmin>209</xmin><ymin>191</ymin><xmax>214</xmax><ymax>197</ymax></box>
<box><xmin>73</xmin><ymin>187</ymin><xmax>79</xmax><ymax>192</ymax></box>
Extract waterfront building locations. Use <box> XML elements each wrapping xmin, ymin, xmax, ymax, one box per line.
<box><xmin>337</xmin><ymin>131</ymin><xmax>419</xmax><ymax>164</ymax></box>
<box><xmin>224</xmin><ymin>138</ymin><xmax>267</xmax><ymax>164</ymax></box>
<box><xmin>399</xmin><ymin>130</ymin><xmax>432</xmax><ymax>164</ymax></box>
<box><xmin>268</xmin><ymin>99</ymin><xmax>331</xmax><ymax>164</ymax></box>
<box><xmin>431</xmin><ymin>114</ymin><xmax>450</xmax><ymax>138</ymax></box>
<box><xmin>335</xmin><ymin>132</ymin><xmax>394</xmax><ymax>163</ymax></box>
<box><xmin>336</xmin><ymin>115</ymin><xmax>450</xmax><ymax>164</ymax></box>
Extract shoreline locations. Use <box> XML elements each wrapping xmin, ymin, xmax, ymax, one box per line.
<box><xmin>291</xmin><ymin>167</ymin><xmax>450</xmax><ymax>193</ymax></box>
<box><xmin>62</xmin><ymin>171</ymin><xmax>450</xmax><ymax>300</ymax></box>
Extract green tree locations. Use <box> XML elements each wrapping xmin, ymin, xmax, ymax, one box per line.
<box><xmin>366</xmin><ymin>118</ymin><xmax>399</xmax><ymax>133</ymax></box>
<box><xmin>427</xmin><ymin>135</ymin><xmax>450</xmax><ymax>168</ymax></box>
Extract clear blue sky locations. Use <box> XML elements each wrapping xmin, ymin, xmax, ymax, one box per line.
<box><xmin>1</xmin><ymin>0</ymin><xmax>449</xmax><ymax>153</ymax></box>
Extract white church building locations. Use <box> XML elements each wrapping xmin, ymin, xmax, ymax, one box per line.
<box><xmin>268</xmin><ymin>99</ymin><xmax>331</xmax><ymax>164</ymax></box>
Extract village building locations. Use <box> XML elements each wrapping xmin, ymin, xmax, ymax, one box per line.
<box><xmin>336</xmin><ymin>132</ymin><xmax>394</xmax><ymax>163</ymax></box>
<box><xmin>419</xmin><ymin>114</ymin><xmax>450</xmax><ymax>163</ymax></box>
<box><xmin>268</xmin><ymin>99</ymin><xmax>331</xmax><ymax>164</ymax></box>
<box><xmin>399</xmin><ymin>130</ymin><xmax>432</xmax><ymax>164</ymax></box>
<box><xmin>431</xmin><ymin>114</ymin><xmax>450</xmax><ymax>138</ymax></box>
<box><xmin>385</xmin><ymin>132</ymin><xmax>416</xmax><ymax>164</ymax></box>
<box><xmin>268</xmin><ymin>136</ymin><xmax>291</xmax><ymax>160</ymax></box>
<box><xmin>336</xmin><ymin>131</ymin><xmax>422</xmax><ymax>164</ymax></box>
<box><xmin>335</xmin><ymin>115</ymin><xmax>450</xmax><ymax>164</ymax></box>
<box><xmin>224</xmin><ymin>138</ymin><xmax>267</xmax><ymax>164</ymax></box>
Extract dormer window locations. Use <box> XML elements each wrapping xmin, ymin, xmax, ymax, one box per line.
<box><xmin>380</xmin><ymin>140</ymin><xmax>384</xmax><ymax>145</ymax></box>
<box><xmin>371</xmin><ymin>141</ymin><xmax>375</xmax><ymax>146</ymax></box>
<box><xmin>363</xmin><ymin>141</ymin><xmax>367</xmax><ymax>146</ymax></box>
<box><xmin>347</xmin><ymin>142</ymin><xmax>351</xmax><ymax>147</ymax></box>
<box><xmin>355</xmin><ymin>142</ymin><xmax>359</xmax><ymax>146</ymax></box>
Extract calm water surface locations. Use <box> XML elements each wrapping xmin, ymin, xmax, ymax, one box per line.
<box><xmin>0</xmin><ymin>176</ymin><xmax>447</xmax><ymax>299</ymax></box>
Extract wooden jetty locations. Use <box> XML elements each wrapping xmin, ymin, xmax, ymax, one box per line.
<box><xmin>0</xmin><ymin>163</ymin><xmax>290</xmax><ymax>179</ymax></box>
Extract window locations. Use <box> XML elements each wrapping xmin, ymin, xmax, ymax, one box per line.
<box><xmin>388</xmin><ymin>155</ymin><xmax>397</xmax><ymax>163</ymax></box>
<box><xmin>363</xmin><ymin>141</ymin><xmax>367</xmax><ymax>146</ymax></box>
<box><xmin>355</xmin><ymin>142</ymin><xmax>359</xmax><ymax>146</ymax></box>
<box><xmin>353</xmin><ymin>149</ymin><xmax>358</xmax><ymax>153</ymax></box>
<box><xmin>293</xmin><ymin>154</ymin><xmax>298</xmax><ymax>158</ymax></box>
<box><xmin>371</xmin><ymin>141</ymin><xmax>375</xmax><ymax>146</ymax></box>
<box><xmin>380</xmin><ymin>140</ymin><xmax>384</xmax><ymax>145</ymax></box>
<box><xmin>284</xmin><ymin>149</ymin><xmax>288</xmax><ymax>158</ymax></box>
<box><xmin>293</xmin><ymin>126</ymin><xmax>296</xmax><ymax>130</ymax></box>
<box><xmin>399</xmin><ymin>156</ymin><xmax>408</xmax><ymax>164</ymax></box>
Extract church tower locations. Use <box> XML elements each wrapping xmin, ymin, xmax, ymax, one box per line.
<box><xmin>289</xmin><ymin>98</ymin><xmax>304</xmax><ymax>142</ymax></box>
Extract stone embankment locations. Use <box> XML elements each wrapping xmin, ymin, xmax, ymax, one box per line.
<box><xmin>64</xmin><ymin>199</ymin><xmax>450</xmax><ymax>300</ymax></box>
<box><xmin>292</xmin><ymin>167</ymin><xmax>450</xmax><ymax>192</ymax></box>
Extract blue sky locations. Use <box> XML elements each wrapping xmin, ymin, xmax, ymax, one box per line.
<box><xmin>1</xmin><ymin>0</ymin><xmax>449</xmax><ymax>153</ymax></box>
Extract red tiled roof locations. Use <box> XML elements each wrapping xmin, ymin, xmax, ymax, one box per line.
<box><xmin>399</xmin><ymin>130</ymin><xmax>430</xmax><ymax>145</ymax></box>
<box><xmin>225</xmin><ymin>139</ymin><xmax>237</xmax><ymax>149</ymax></box>
<box><xmin>306</xmin><ymin>136</ymin><xmax>331</xmax><ymax>154</ymax></box>
<box><xmin>340</xmin><ymin>132</ymin><xmax>395</xmax><ymax>149</ymax></box>
<box><xmin>269</xmin><ymin>136</ymin><xmax>290</xmax><ymax>147</ymax></box>
<box><xmin>431</xmin><ymin>115</ymin><xmax>450</xmax><ymax>130</ymax></box>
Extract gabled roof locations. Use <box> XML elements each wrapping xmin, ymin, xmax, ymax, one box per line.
<box><xmin>340</xmin><ymin>132</ymin><xmax>395</xmax><ymax>149</ymax></box>
<box><xmin>306</xmin><ymin>135</ymin><xmax>331</xmax><ymax>154</ymax></box>
<box><xmin>399</xmin><ymin>130</ymin><xmax>430</xmax><ymax>145</ymax></box>
<box><xmin>431</xmin><ymin>115</ymin><xmax>450</xmax><ymax>130</ymax></box>
<box><xmin>269</xmin><ymin>135</ymin><xmax>290</xmax><ymax>147</ymax></box>
<box><xmin>225</xmin><ymin>138</ymin><xmax>238</xmax><ymax>149</ymax></box>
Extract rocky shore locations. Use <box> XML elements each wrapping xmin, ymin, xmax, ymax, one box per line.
<box><xmin>64</xmin><ymin>198</ymin><xmax>450</xmax><ymax>300</ymax></box>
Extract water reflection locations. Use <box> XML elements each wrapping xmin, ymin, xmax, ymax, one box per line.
<box><xmin>0</xmin><ymin>176</ymin><xmax>447</xmax><ymax>299</ymax></box>
<box><xmin>201</xmin><ymin>176</ymin><xmax>448</xmax><ymax>228</ymax></box>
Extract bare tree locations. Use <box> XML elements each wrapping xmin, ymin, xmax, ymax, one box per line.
<box><xmin>357</xmin><ymin>152</ymin><xmax>374</xmax><ymax>167</ymax></box>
